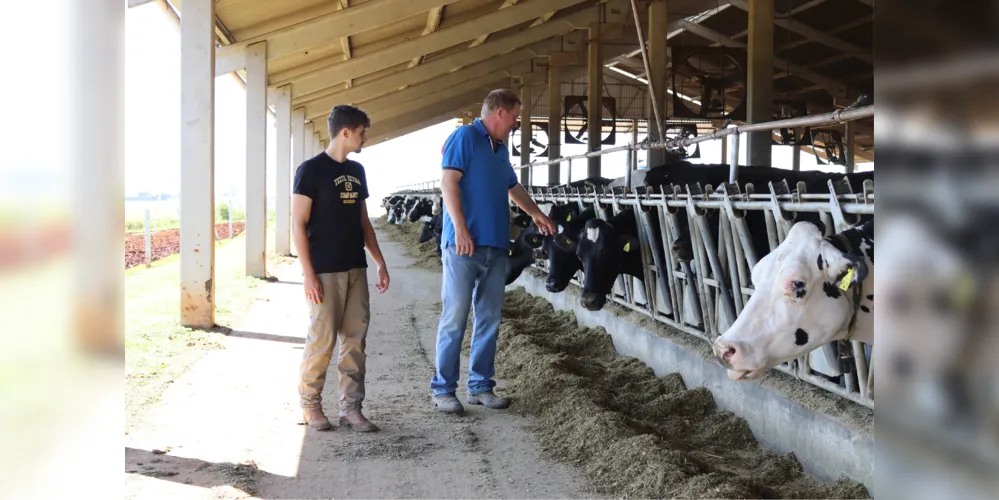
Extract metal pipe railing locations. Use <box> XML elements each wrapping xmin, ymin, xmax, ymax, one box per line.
<box><xmin>514</xmin><ymin>105</ymin><xmax>874</xmax><ymax>171</ymax></box>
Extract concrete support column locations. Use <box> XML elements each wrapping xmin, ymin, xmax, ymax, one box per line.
<box><xmin>245</xmin><ymin>42</ymin><xmax>267</xmax><ymax>278</ymax></box>
<box><xmin>180</xmin><ymin>0</ymin><xmax>216</xmax><ymax>328</ymax></box>
<box><xmin>314</xmin><ymin>132</ymin><xmax>322</xmax><ymax>155</ymax></box>
<box><xmin>647</xmin><ymin>0</ymin><xmax>669</xmax><ymax>168</ymax></box>
<box><xmin>274</xmin><ymin>85</ymin><xmax>292</xmax><ymax>255</ymax></box>
<box><xmin>304</xmin><ymin>122</ymin><xmax>315</xmax><ymax>157</ymax></box>
<box><xmin>547</xmin><ymin>63</ymin><xmax>562</xmax><ymax>186</ymax></box>
<box><xmin>72</xmin><ymin>0</ymin><xmax>124</xmax><ymax>353</ymax></box>
<box><xmin>292</xmin><ymin>108</ymin><xmax>306</xmax><ymax>173</ymax></box>
<box><xmin>845</xmin><ymin>122</ymin><xmax>855</xmax><ymax>173</ymax></box>
<box><xmin>587</xmin><ymin>23</ymin><xmax>603</xmax><ymax>178</ymax></box>
<box><xmin>519</xmin><ymin>84</ymin><xmax>532</xmax><ymax>185</ymax></box>
<box><xmin>746</xmin><ymin>0</ymin><xmax>774</xmax><ymax>166</ymax></box>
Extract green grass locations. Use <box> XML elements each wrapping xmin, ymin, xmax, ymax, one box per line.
<box><xmin>125</xmin><ymin>229</ymin><xmax>276</xmax><ymax>428</ymax></box>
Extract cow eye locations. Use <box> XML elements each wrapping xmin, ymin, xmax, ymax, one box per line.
<box><xmin>792</xmin><ymin>280</ymin><xmax>805</xmax><ymax>290</ymax></box>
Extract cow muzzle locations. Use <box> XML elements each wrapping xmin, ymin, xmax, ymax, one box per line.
<box><xmin>581</xmin><ymin>292</ymin><xmax>606</xmax><ymax>311</ymax></box>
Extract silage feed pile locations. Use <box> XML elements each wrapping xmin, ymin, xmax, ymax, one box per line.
<box><xmin>377</xmin><ymin>215</ymin><xmax>870</xmax><ymax>499</ymax></box>
<box><xmin>374</xmin><ymin>216</ymin><xmax>441</xmax><ymax>271</ymax></box>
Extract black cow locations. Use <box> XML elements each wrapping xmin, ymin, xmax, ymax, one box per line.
<box><xmin>645</xmin><ymin>162</ymin><xmax>873</xmax><ymax>264</ymax></box>
<box><xmin>548</xmin><ymin>162</ymin><xmax>874</xmax><ymax>312</ymax></box>
<box><xmin>407</xmin><ymin>198</ymin><xmax>434</xmax><ymax>223</ymax></box>
<box><xmin>505</xmin><ymin>227</ymin><xmax>545</xmax><ymax>285</ymax></box>
<box><xmin>553</xmin><ymin>207</ymin><xmax>645</xmax><ymax>311</ymax></box>
<box><xmin>418</xmin><ymin>212</ymin><xmax>444</xmax><ymax>257</ymax></box>
<box><xmin>541</xmin><ymin>203</ymin><xmax>597</xmax><ymax>293</ymax></box>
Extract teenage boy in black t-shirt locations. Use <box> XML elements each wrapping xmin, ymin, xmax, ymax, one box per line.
<box><xmin>293</xmin><ymin>105</ymin><xmax>389</xmax><ymax>432</ymax></box>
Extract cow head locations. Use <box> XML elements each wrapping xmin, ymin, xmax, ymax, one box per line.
<box><xmin>557</xmin><ymin>218</ymin><xmax>641</xmax><ymax>311</ymax></box>
<box><xmin>505</xmin><ymin>229</ymin><xmax>546</xmax><ymax>285</ymax></box>
<box><xmin>542</xmin><ymin>205</ymin><xmax>594</xmax><ymax>293</ymax></box>
<box><xmin>408</xmin><ymin>198</ymin><xmax>434</xmax><ymax>222</ymax></box>
<box><xmin>712</xmin><ymin>220</ymin><xmax>873</xmax><ymax>381</ymax></box>
<box><xmin>418</xmin><ymin>213</ymin><xmax>441</xmax><ymax>244</ymax></box>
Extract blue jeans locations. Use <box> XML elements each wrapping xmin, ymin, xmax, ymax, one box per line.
<box><xmin>430</xmin><ymin>243</ymin><xmax>507</xmax><ymax>397</ymax></box>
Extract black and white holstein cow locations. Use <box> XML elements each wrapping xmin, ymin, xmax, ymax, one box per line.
<box><xmin>711</xmin><ymin>220</ymin><xmax>874</xmax><ymax>381</ymax></box>
<box><xmin>552</xmin><ymin>207</ymin><xmax>647</xmax><ymax>311</ymax></box>
<box><xmin>416</xmin><ymin>209</ymin><xmax>543</xmax><ymax>285</ymax></box>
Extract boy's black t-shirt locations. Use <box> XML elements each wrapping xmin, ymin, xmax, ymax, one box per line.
<box><xmin>293</xmin><ymin>152</ymin><xmax>370</xmax><ymax>274</ymax></box>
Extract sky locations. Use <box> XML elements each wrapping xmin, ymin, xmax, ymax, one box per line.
<box><xmin>120</xmin><ymin>3</ymin><xmax>871</xmax><ymax>213</ymax></box>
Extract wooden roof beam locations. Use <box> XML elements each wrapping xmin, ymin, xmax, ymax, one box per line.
<box><xmin>305</xmin><ymin>49</ymin><xmax>536</xmax><ymax>120</ymax></box>
<box><xmin>469</xmin><ymin>0</ymin><xmax>523</xmax><ymax>48</ymax></box>
<box><xmin>677</xmin><ymin>20</ymin><xmax>857</xmax><ymax>99</ymax></box>
<box><xmin>369</xmin><ymin>75</ymin><xmax>509</xmax><ymax>123</ymax></box>
<box><xmin>216</xmin><ymin>0</ymin><xmax>466</xmax><ymax>63</ymax></box>
<box><xmin>296</xmin><ymin>38</ymin><xmax>559</xmax><ymax>111</ymax></box>
<box><xmin>410</xmin><ymin>6</ymin><xmax>446</xmax><ymax>68</ymax></box>
<box><xmin>775</xmin><ymin>15</ymin><xmax>873</xmax><ymax>53</ymax></box>
<box><xmin>728</xmin><ymin>0</ymin><xmax>871</xmax><ymax>64</ymax></box>
<box><xmin>283</xmin><ymin>0</ymin><xmax>625</xmax><ymax>99</ymax></box>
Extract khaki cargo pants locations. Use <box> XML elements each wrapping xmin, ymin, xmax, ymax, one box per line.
<box><xmin>299</xmin><ymin>269</ymin><xmax>370</xmax><ymax>411</ymax></box>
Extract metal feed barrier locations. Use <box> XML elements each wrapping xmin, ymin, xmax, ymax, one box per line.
<box><xmin>391</xmin><ymin>106</ymin><xmax>875</xmax><ymax>409</ymax></box>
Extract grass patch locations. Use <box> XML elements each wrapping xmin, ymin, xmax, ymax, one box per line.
<box><xmin>125</xmin><ymin>231</ymin><xmax>274</xmax><ymax>429</ymax></box>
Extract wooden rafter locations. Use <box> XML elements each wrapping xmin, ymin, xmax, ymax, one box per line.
<box><xmin>469</xmin><ymin>0</ymin><xmax>521</xmax><ymax>48</ymax></box>
<box><xmin>410</xmin><ymin>6</ymin><xmax>446</xmax><ymax>68</ymax></box>
<box><xmin>338</xmin><ymin>0</ymin><xmax>353</xmax><ymax>88</ymax></box>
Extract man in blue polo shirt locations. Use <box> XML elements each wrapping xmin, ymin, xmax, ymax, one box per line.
<box><xmin>431</xmin><ymin>89</ymin><xmax>556</xmax><ymax>414</ymax></box>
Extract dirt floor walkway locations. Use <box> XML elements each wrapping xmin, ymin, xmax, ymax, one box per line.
<box><xmin>124</xmin><ymin>230</ymin><xmax>593</xmax><ymax>499</ymax></box>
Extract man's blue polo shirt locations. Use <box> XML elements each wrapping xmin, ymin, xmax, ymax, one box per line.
<box><xmin>440</xmin><ymin>118</ymin><xmax>519</xmax><ymax>250</ymax></box>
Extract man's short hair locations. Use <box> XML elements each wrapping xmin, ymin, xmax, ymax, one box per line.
<box><xmin>481</xmin><ymin>89</ymin><xmax>521</xmax><ymax>116</ymax></box>
<box><xmin>327</xmin><ymin>105</ymin><xmax>371</xmax><ymax>138</ymax></box>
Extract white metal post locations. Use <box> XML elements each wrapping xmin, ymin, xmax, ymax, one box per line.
<box><xmin>727</xmin><ymin>132</ymin><xmax>741</xmax><ymax>184</ymax></box>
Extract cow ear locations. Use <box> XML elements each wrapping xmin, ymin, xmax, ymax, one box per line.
<box><xmin>822</xmin><ymin>245</ymin><xmax>868</xmax><ymax>291</ymax></box>
<box><xmin>513</xmin><ymin>214</ymin><xmax>532</xmax><ymax>228</ymax></box>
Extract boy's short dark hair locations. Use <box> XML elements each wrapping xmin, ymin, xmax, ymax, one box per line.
<box><xmin>328</xmin><ymin>105</ymin><xmax>371</xmax><ymax>138</ymax></box>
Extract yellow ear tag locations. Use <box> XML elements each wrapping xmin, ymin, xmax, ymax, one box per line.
<box><xmin>838</xmin><ymin>268</ymin><xmax>854</xmax><ymax>291</ymax></box>
<box><xmin>623</xmin><ymin>241</ymin><xmax>631</xmax><ymax>252</ymax></box>
<box><xmin>565</xmin><ymin>214</ymin><xmax>572</xmax><ymax>222</ymax></box>
<box><xmin>509</xmin><ymin>249</ymin><xmax>513</xmax><ymax>256</ymax></box>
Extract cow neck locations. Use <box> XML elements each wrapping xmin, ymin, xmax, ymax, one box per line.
<box><xmin>843</xmin><ymin>281</ymin><xmax>863</xmax><ymax>341</ymax></box>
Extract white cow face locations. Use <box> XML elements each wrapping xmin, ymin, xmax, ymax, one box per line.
<box><xmin>712</xmin><ymin>221</ymin><xmax>873</xmax><ymax>381</ymax></box>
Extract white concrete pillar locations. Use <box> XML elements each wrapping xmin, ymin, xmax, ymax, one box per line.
<box><xmin>292</xmin><ymin>108</ymin><xmax>306</xmax><ymax>172</ymax></box>
<box><xmin>746</xmin><ymin>0</ymin><xmax>774</xmax><ymax>166</ymax></box>
<box><xmin>180</xmin><ymin>0</ymin><xmax>216</xmax><ymax>328</ymax></box>
<box><xmin>73</xmin><ymin>0</ymin><xmax>124</xmax><ymax>354</ymax></box>
<box><xmin>647</xmin><ymin>0</ymin><xmax>668</xmax><ymax>168</ymax></box>
<box><xmin>274</xmin><ymin>85</ymin><xmax>292</xmax><ymax>255</ymax></box>
<box><xmin>313</xmin><ymin>132</ymin><xmax>321</xmax><ymax>156</ymax></box>
<box><xmin>587</xmin><ymin>22</ymin><xmax>602</xmax><ymax>178</ymax></box>
<box><xmin>519</xmin><ymin>84</ymin><xmax>532</xmax><ymax>185</ymax></box>
<box><xmin>245</xmin><ymin>42</ymin><xmax>267</xmax><ymax>278</ymax></box>
<box><xmin>304</xmin><ymin>122</ymin><xmax>315</xmax><ymax>157</ymax></box>
<box><xmin>547</xmin><ymin>63</ymin><xmax>561</xmax><ymax>186</ymax></box>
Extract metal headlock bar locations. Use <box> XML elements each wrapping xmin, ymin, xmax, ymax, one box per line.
<box><xmin>388</xmin><ymin>107</ymin><xmax>875</xmax><ymax>409</ymax></box>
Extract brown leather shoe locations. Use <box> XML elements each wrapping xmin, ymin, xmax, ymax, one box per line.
<box><xmin>303</xmin><ymin>408</ymin><xmax>332</xmax><ymax>431</ymax></box>
<box><xmin>338</xmin><ymin>409</ymin><xmax>379</xmax><ymax>432</ymax></box>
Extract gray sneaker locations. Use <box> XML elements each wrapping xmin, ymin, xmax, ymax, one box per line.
<box><xmin>467</xmin><ymin>390</ymin><xmax>510</xmax><ymax>409</ymax></box>
<box><xmin>432</xmin><ymin>393</ymin><xmax>464</xmax><ymax>414</ymax></box>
